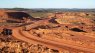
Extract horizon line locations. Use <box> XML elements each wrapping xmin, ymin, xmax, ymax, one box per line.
<box><xmin>0</xmin><ymin>7</ymin><xmax>95</xmax><ymax>9</ymax></box>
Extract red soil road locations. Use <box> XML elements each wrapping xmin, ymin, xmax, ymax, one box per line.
<box><xmin>12</xmin><ymin>28</ymin><xmax>95</xmax><ymax>53</ymax></box>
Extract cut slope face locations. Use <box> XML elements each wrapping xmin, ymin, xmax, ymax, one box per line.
<box><xmin>0</xmin><ymin>10</ymin><xmax>34</xmax><ymax>23</ymax></box>
<box><xmin>6</xmin><ymin>12</ymin><xmax>32</xmax><ymax>20</ymax></box>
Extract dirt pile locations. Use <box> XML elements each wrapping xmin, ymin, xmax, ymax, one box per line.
<box><xmin>47</xmin><ymin>12</ymin><xmax>94</xmax><ymax>25</ymax></box>
<box><xmin>47</xmin><ymin>12</ymin><xmax>91</xmax><ymax>18</ymax></box>
<box><xmin>55</xmin><ymin>17</ymin><xmax>94</xmax><ymax>25</ymax></box>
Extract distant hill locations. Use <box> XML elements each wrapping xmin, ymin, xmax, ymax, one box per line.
<box><xmin>1</xmin><ymin>8</ymin><xmax>95</xmax><ymax>12</ymax></box>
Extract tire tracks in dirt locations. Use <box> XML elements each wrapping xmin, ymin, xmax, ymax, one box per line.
<box><xmin>12</xmin><ymin>28</ymin><xmax>95</xmax><ymax>53</ymax></box>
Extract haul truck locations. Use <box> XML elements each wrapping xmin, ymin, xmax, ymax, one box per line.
<box><xmin>1</xmin><ymin>28</ymin><xmax>12</xmax><ymax>35</ymax></box>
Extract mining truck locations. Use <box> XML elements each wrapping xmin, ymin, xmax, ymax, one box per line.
<box><xmin>1</xmin><ymin>28</ymin><xmax>12</xmax><ymax>35</ymax></box>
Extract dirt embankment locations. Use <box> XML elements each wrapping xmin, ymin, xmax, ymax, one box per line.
<box><xmin>0</xmin><ymin>10</ymin><xmax>33</xmax><ymax>23</ymax></box>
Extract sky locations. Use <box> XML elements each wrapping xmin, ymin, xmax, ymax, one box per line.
<box><xmin>0</xmin><ymin>0</ymin><xmax>95</xmax><ymax>8</ymax></box>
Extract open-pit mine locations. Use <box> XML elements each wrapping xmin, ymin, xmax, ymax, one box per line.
<box><xmin>0</xmin><ymin>9</ymin><xmax>95</xmax><ymax>53</ymax></box>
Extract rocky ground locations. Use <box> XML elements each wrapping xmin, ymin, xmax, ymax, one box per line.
<box><xmin>0</xmin><ymin>35</ymin><xmax>64</xmax><ymax>53</ymax></box>
<box><xmin>0</xmin><ymin>10</ymin><xmax>95</xmax><ymax>53</ymax></box>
